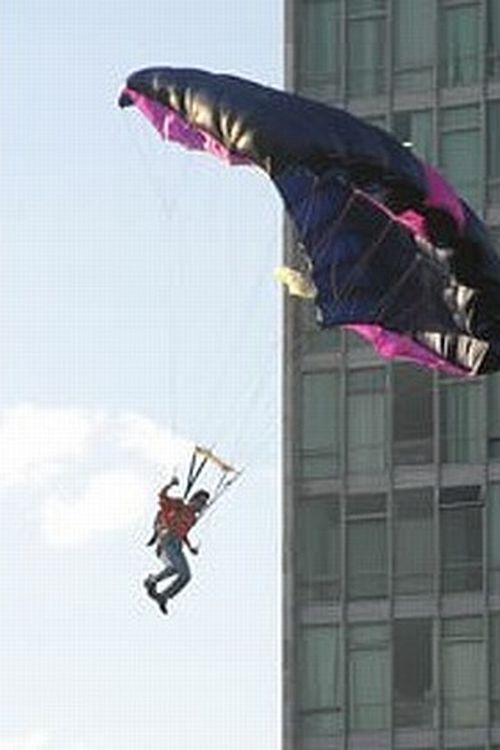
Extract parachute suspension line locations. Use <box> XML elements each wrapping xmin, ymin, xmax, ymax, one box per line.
<box><xmin>183</xmin><ymin>448</ymin><xmax>198</xmax><ymax>498</ymax></box>
<box><xmin>332</xmin><ymin>196</ymin><xmax>395</xmax><ymax>317</ymax></box>
<box><xmin>209</xmin><ymin>224</ymin><xmax>278</xmax><ymax>425</ymax></box>
<box><xmin>310</xmin><ymin>187</ymin><xmax>357</xmax><ymax>263</ymax></box>
<box><xmin>209</xmin><ymin>466</ymin><xmax>243</xmax><ymax>504</ymax></box>
<box><xmin>371</xmin><ymin>252</ymin><xmax>425</xmax><ymax>328</ymax></box>
<box><xmin>197</xmin><ymin>470</ymin><xmax>244</xmax><ymax>532</ymax></box>
<box><xmin>221</xmin><ymin>300</ymin><xmax>280</xmax><ymax>470</ymax></box>
<box><xmin>184</xmin><ymin>444</ymin><xmax>243</xmax><ymax>503</ymax></box>
<box><xmin>119</xmin><ymin>106</ymin><xmax>184</xmax><ymax>435</ymax></box>
<box><xmin>190</xmin><ymin>217</ymin><xmax>279</xmax><ymax>472</ymax></box>
<box><xmin>293</xmin><ymin>182</ymin><xmax>412</xmax><ymax>327</ymax></box>
<box><xmin>184</xmin><ymin>447</ymin><xmax>210</xmax><ymax>499</ymax></box>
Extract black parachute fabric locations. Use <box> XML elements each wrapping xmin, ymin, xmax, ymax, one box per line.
<box><xmin>119</xmin><ymin>67</ymin><xmax>500</xmax><ymax>376</ymax></box>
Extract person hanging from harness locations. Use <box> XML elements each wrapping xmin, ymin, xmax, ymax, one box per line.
<box><xmin>143</xmin><ymin>477</ymin><xmax>210</xmax><ymax>615</ymax></box>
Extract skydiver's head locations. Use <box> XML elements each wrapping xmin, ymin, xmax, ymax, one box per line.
<box><xmin>189</xmin><ymin>489</ymin><xmax>210</xmax><ymax>511</ymax></box>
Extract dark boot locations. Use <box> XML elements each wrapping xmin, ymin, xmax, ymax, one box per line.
<box><xmin>143</xmin><ymin>575</ymin><xmax>159</xmax><ymax>599</ymax></box>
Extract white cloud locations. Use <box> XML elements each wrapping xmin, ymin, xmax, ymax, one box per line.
<box><xmin>0</xmin><ymin>730</ymin><xmax>113</xmax><ymax>750</ymax></box>
<box><xmin>42</xmin><ymin>469</ymin><xmax>149</xmax><ymax>547</ymax></box>
<box><xmin>0</xmin><ymin>404</ymin><xmax>102</xmax><ymax>488</ymax></box>
<box><xmin>117</xmin><ymin>412</ymin><xmax>192</xmax><ymax>471</ymax></box>
<box><xmin>0</xmin><ymin>403</ymin><xmax>203</xmax><ymax>547</ymax></box>
<box><xmin>0</xmin><ymin>730</ymin><xmax>49</xmax><ymax>750</ymax></box>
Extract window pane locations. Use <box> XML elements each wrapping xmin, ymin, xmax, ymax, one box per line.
<box><xmin>488</xmin><ymin>368</ymin><xmax>500</xmax><ymax>459</ymax></box>
<box><xmin>301</xmin><ymin>371</ymin><xmax>340</xmax><ymax>478</ymax></box>
<box><xmin>491</xmin><ymin>614</ymin><xmax>500</xmax><ymax>723</ymax></box>
<box><xmin>348</xmin><ymin>624</ymin><xmax>389</xmax><ymax>730</ymax></box>
<box><xmin>489</xmin><ymin>226</ymin><xmax>500</xmax><ymax>259</ymax></box>
<box><xmin>301</xmin><ymin>302</ymin><xmax>342</xmax><ymax>354</ymax></box>
<box><xmin>488</xmin><ymin>484</ymin><xmax>500</xmax><ymax>592</ymax></box>
<box><xmin>393</xmin><ymin>110</ymin><xmax>434</xmax><ymax>162</ymax></box>
<box><xmin>299</xmin><ymin>625</ymin><xmax>342</xmax><ymax>736</ymax></box>
<box><xmin>440</xmin><ymin>128</ymin><xmax>482</xmax><ymax>210</ymax></box>
<box><xmin>439</xmin><ymin>3</ymin><xmax>481</xmax><ymax>88</ymax></box>
<box><xmin>488</xmin><ymin>101</ymin><xmax>500</xmax><ymax>180</ymax></box>
<box><xmin>297</xmin><ymin>496</ymin><xmax>340</xmax><ymax>602</ymax></box>
<box><xmin>349</xmin><ymin>0</ymin><xmax>386</xmax><ymax>12</ymax></box>
<box><xmin>441</xmin><ymin>104</ymin><xmax>480</xmax><ymax>130</ymax></box>
<box><xmin>394</xmin><ymin>0</ymin><xmax>434</xmax><ymax>92</ymax></box>
<box><xmin>440</xmin><ymin>380</ymin><xmax>484</xmax><ymax>463</ymax></box>
<box><xmin>394</xmin><ymin>489</ymin><xmax>434</xmax><ymax>595</ymax></box>
<box><xmin>347</xmin><ymin>494</ymin><xmax>388</xmax><ymax>599</ymax></box>
<box><xmin>346</xmin><ymin>328</ymin><xmax>371</xmax><ymax>350</ymax></box>
<box><xmin>347</xmin><ymin>17</ymin><xmax>386</xmax><ymax>97</ymax></box>
<box><xmin>440</xmin><ymin>487</ymin><xmax>483</xmax><ymax>594</ymax></box>
<box><xmin>298</xmin><ymin>0</ymin><xmax>342</xmax><ymax>94</ymax></box>
<box><xmin>394</xmin><ymin>619</ymin><xmax>434</xmax><ymax>728</ymax></box>
<box><xmin>487</xmin><ymin>0</ymin><xmax>500</xmax><ymax>80</ymax></box>
<box><xmin>393</xmin><ymin>363</ymin><xmax>433</xmax><ymax>465</ymax></box>
<box><xmin>347</xmin><ymin>369</ymin><xmax>386</xmax><ymax>473</ymax></box>
<box><xmin>488</xmin><ymin>101</ymin><xmax>500</xmax><ymax>205</ymax></box>
<box><xmin>442</xmin><ymin>617</ymin><xmax>486</xmax><ymax>728</ymax></box>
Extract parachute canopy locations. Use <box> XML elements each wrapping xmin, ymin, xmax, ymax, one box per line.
<box><xmin>119</xmin><ymin>67</ymin><xmax>500</xmax><ymax>376</ymax></box>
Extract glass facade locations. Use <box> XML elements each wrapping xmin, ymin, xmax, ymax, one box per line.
<box><xmin>284</xmin><ymin>1</ymin><xmax>500</xmax><ymax>749</ymax></box>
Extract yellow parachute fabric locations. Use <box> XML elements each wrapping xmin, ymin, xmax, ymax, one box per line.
<box><xmin>194</xmin><ymin>445</ymin><xmax>238</xmax><ymax>475</ymax></box>
<box><xmin>274</xmin><ymin>265</ymin><xmax>316</xmax><ymax>298</ymax></box>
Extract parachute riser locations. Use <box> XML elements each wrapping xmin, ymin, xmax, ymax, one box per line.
<box><xmin>194</xmin><ymin>468</ymin><xmax>244</xmax><ymax>524</ymax></box>
<box><xmin>184</xmin><ymin>450</ymin><xmax>210</xmax><ymax>499</ymax></box>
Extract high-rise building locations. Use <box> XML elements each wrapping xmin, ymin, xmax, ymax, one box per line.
<box><xmin>282</xmin><ymin>2</ymin><xmax>500</xmax><ymax>749</ymax></box>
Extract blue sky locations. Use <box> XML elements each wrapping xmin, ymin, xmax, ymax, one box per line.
<box><xmin>1</xmin><ymin>3</ymin><xmax>282</xmax><ymax>749</ymax></box>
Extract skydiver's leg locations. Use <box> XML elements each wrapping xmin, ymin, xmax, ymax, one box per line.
<box><xmin>144</xmin><ymin>536</ymin><xmax>176</xmax><ymax>600</ymax></box>
<box><xmin>161</xmin><ymin>539</ymin><xmax>191</xmax><ymax>600</ymax></box>
<box><xmin>154</xmin><ymin>563</ymin><xmax>177</xmax><ymax>584</ymax></box>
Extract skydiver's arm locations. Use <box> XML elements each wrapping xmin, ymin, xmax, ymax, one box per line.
<box><xmin>146</xmin><ymin>511</ymin><xmax>162</xmax><ymax>546</ymax></box>
<box><xmin>158</xmin><ymin>476</ymin><xmax>179</xmax><ymax>500</ymax></box>
<box><xmin>183</xmin><ymin>535</ymin><xmax>199</xmax><ymax>555</ymax></box>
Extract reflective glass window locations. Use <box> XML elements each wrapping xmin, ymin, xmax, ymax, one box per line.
<box><xmin>297</xmin><ymin>495</ymin><xmax>340</xmax><ymax>602</ymax></box>
<box><xmin>394</xmin><ymin>488</ymin><xmax>435</xmax><ymax>596</ymax></box>
<box><xmin>440</xmin><ymin>378</ymin><xmax>484</xmax><ymax>463</ymax></box>
<box><xmin>442</xmin><ymin>617</ymin><xmax>487</xmax><ymax>728</ymax></box>
<box><xmin>345</xmin><ymin>328</ymin><xmax>371</xmax><ymax>350</ymax></box>
<box><xmin>298</xmin><ymin>0</ymin><xmax>342</xmax><ymax>94</ymax></box>
<box><xmin>299</xmin><ymin>625</ymin><xmax>342</xmax><ymax>736</ymax></box>
<box><xmin>392</xmin><ymin>110</ymin><xmax>434</xmax><ymax>163</ymax></box>
<box><xmin>489</xmin><ymin>226</ymin><xmax>500</xmax><ymax>258</ymax></box>
<box><xmin>347</xmin><ymin>9</ymin><xmax>387</xmax><ymax>98</ymax></box>
<box><xmin>488</xmin><ymin>484</ymin><xmax>500</xmax><ymax>592</ymax></box>
<box><xmin>439</xmin><ymin>2</ymin><xmax>481</xmax><ymax>88</ymax></box>
<box><xmin>349</xmin><ymin>0</ymin><xmax>386</xmax><ymax>11</ymax></box>
<box><xmin>491</xmin><ymin>614</ymin><xmax>500</xmax><ymax>722</ymax></box>
<box><xmin>394</xmin><ymin>619</ymin><xmax>434</xmax><ymax>728</ymax></box>
<box><xmin>300</xmin><ymin>371</ymin><xmax>340</xmax><ymax>478</ymax></box>
<box><xmin>440</xmin><ymin>486</ymin><xmax>483</xmax><ymax>594</ymax></box>
<box><xmin>301</xmin><ymin>302</ymin><xmax>342</xmax><ymax>354</ymax></box>
<box><xmin>346</xmin><ymin>494</ymin><xmax>388</xmax><ymax>599</ymax></box>
<box><xmin>487</xmin><ymin>101</ymin><xmax>500</xmax><ymax>205</ymax></box>
<box><xmin>393</xmin><ymin>0</ymin><xmax>434</xmax><ymax>93</ymax></box>
<box><xmin>347</xmin><ymin>368</ymin><xmax>386</xmax><ymax>473</ymax></box>
<box><xmin>439</xmin><ymin>105</ymin><xmax>482</xmax><ymax>210</ymax></box>
<box><xmin>393</xmin><ymin>363</ymin><xmax>433</xmax><ymax>465</ymax></box>
<box><xmin>348</xmin><ymin>623</ymin><xmax>389</xmax><ymax>730</ymax></box>
<box><xmin>487</xmin><ymin>0</ymin><xmax>500</xmax><ymax>79</ymax></box>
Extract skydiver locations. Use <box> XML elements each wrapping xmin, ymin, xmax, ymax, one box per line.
<box><xmin>143</xmin><ymin>477</ymin><xmax>210</xmax><ymax>615</ymax></box>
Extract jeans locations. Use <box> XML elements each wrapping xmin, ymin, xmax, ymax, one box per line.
<box><xmin>154</xmin><ymin>534</ymin><xmax>191</xmax><ymax>599</ymax></box>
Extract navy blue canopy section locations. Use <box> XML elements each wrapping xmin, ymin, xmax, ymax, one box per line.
<box><xmin>120</xmin><ymin>67</ymin><xmax>425</xmax><ymax>188</ymax></box>
<box><xmin>119</xmin><ymin>67</ymin><xmax>500</xmax><ymax>375</ymax></box>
